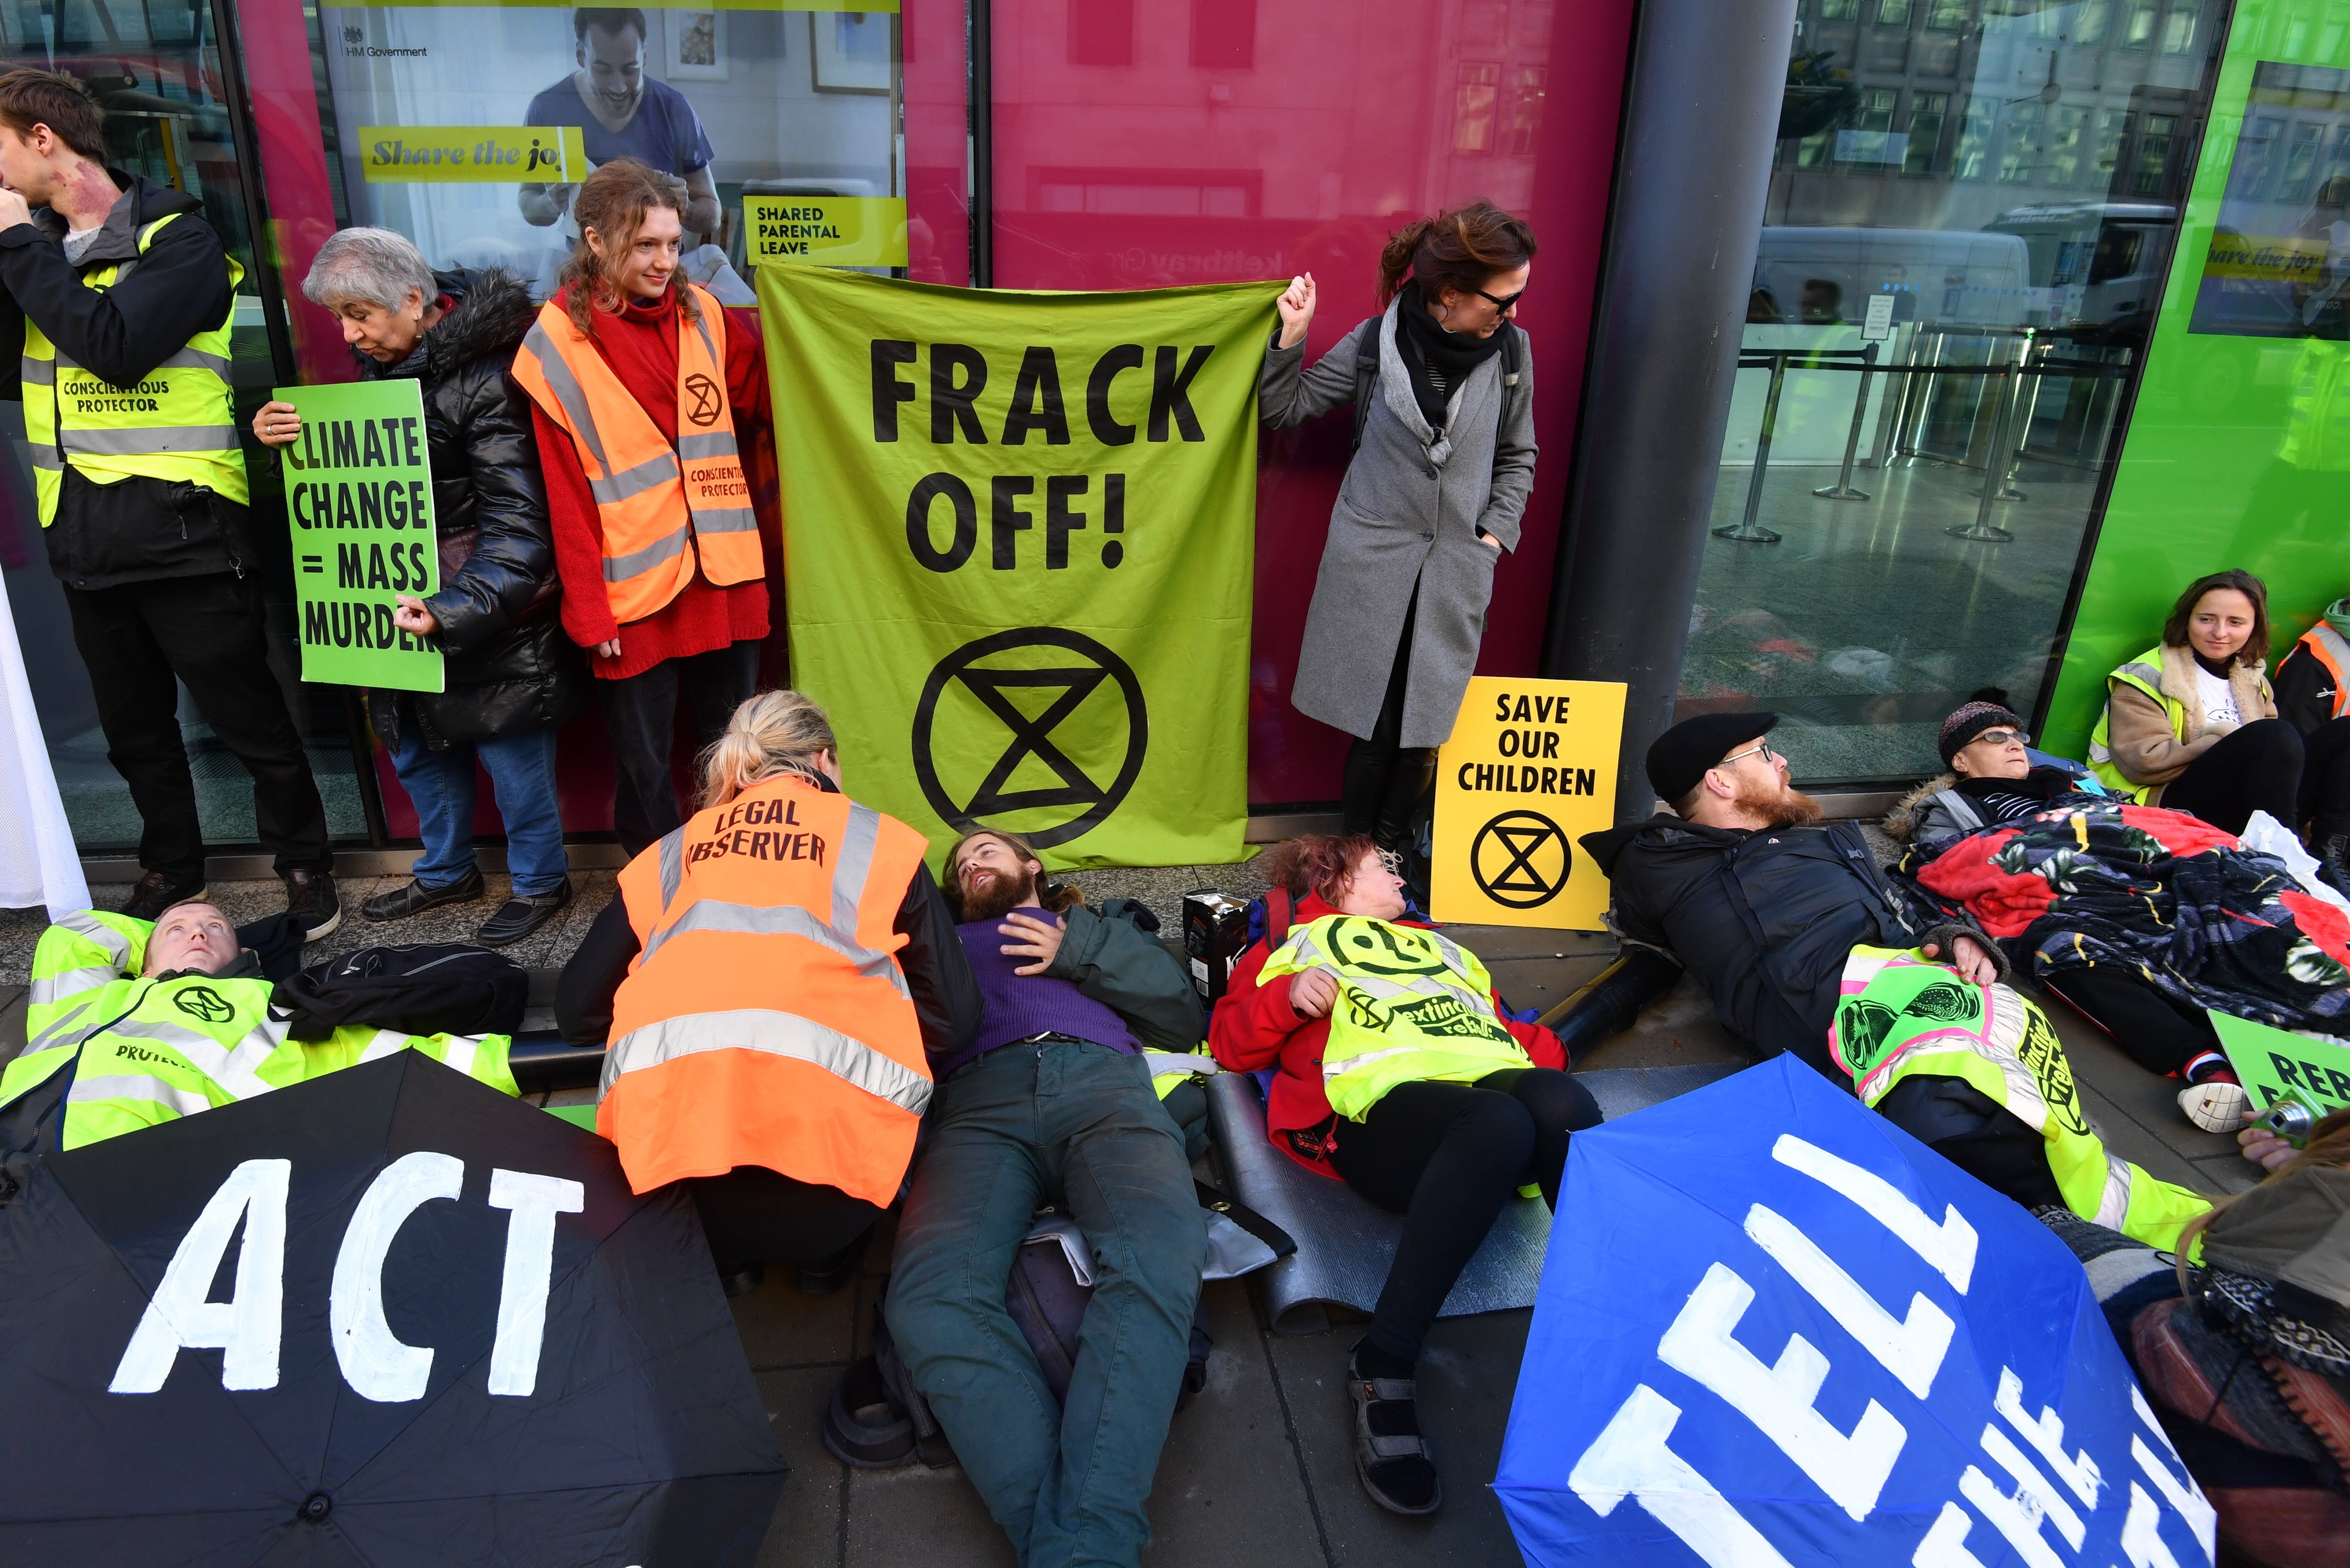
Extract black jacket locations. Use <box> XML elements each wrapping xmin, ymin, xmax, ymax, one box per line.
<box><xmin>1583</xmin><ymin>814</ymin><xmax>1999</xmax><ymax>1077</ymax></box>
<box><xmin>0</xmin><ymin>172</ymin><xmax>251</xmax><ymax>589</ymax></box>
<box><xmin>358</xmin><ymin>269</ymin><xmax>586</xmax><ymax>747</ymax></box>
<box><xmin>2272</xmin><ymin>636</ymin><xmax>2341</xmax><ymax>738</ymax></box>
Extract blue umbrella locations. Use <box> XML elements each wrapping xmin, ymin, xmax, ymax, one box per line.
<box><xmin>1497</xmin><ymin>1055</ymin><xmax>2216</xmax><ymax>1568</ymax></box>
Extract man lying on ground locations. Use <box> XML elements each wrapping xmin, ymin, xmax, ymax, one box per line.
<box><xmin>884</xmin><ymin>829</ymin><xmax>1207</xmax><ymax>1568</ymax></box>
<box><xmin>1</xmin><ymin>902</ymin><xmax>515</xmax><ymax>1150</ymax></box>
<box><xmin>1582</xmin><ymin>712</ymin><xmax>2213</xmax><ymax>1245</ymax></box>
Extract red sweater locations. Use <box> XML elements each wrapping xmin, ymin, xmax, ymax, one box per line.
<box><xmin>537</xmin><ymin>286</ymin><xmax>773</xmax><ymax>680</ymax></box>
<box><xmin>1208</xmin><ymin>893</ymin><xmax>1567</xmax><ymax>1176</ymax></box>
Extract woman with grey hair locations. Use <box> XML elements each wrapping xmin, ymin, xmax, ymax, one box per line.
<box><xmin>253</xmin><ymin>228</ymin><xmax>585</xmax><ymax>946</ymax></box>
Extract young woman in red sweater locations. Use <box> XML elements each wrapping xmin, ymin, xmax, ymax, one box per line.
<box><xmin>1210</xmin><ymin>834</ymin><xmax>1597</xmax><ymax>1517</ymax></box>
<box><xmin>516</xmin><ymin>157</ymin><xmax>773</xmax><ymax>855</ymax></box>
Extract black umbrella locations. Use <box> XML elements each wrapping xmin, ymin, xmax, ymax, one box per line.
<box><xmin>0</xmin><ymin>1052</ymin><xmax>785</xmax><ymax>1565</ymax></box>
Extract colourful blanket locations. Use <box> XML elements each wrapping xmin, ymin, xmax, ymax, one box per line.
<box><xmin>1906</xmin><ymin>801</ymin><xmax>2350</xmax><ymax>1034</ymax></box>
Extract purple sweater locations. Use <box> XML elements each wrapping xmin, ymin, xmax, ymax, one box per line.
<box><xmin>942</xmin><ymin>908</ymin><xmax>1138</xmax><ymax>1077</ymax></box>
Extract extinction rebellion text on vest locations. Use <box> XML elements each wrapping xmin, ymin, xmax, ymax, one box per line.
<box><xmin>871</xmin><ymin>338</ymin><xmax>1214</xmax><ymax>574</ymax></box>
<box><xmin>285</xmin><ymin>414</ymin><xmax>433</xmax><ymax>654</ymax></box>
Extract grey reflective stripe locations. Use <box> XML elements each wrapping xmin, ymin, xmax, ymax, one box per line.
<box><xmin>66</xmin><ymin>1073</ymin><xmax>214</xmax><ymax>1118</ymax></box>
<box><xmin>604</xmin><ymin>1006</ymin><xmax>931</xmax><ymax>1114</ymax></box>
<box><xmin>2115</xmin><ymin>661</ymin><xmax>2162</xmax><ymax>686</ymax></box>
<box><xmin>601</xmin><ymin>523</ymin><xmax>690</xmax><ymax>582</ymax></box>
<box><xmin>657</xmin><ymin>827</ymin><xmax>686</xmax><ymax>909</ymax></box>
<box><xmin>27</xmin><ymin>447</ymin><xmax>60</xmax><ymax>471</ymax></box>
<box><xmin>688</xmin><ymin>305</ymin><xmax>723</xmax><ymax>370</ymax></box>
<box><xmin>589</xmin><ymin>449</ymin><xmax>681</xmax><ymax>505</ymax></box>
<box><xmin>62</xmin><ymin>425</ymin><xmax>239</xmax><ymax>455</ymax></box>
<box><xmin>642</xmin><ymin>899</ymin><xmax>908</xmax><ymax>996</ymax></box>
<box><xmin>28</xmin><ymin>966</ymin><xmax>121</xmax><ymax>1006</ymax></box>
<box><xmin>24</xmin><ymin>999</ymin><xmax>106</xmax><ymax>1055</ymax></box>
<box><xmin>154</xmin><ymin>345</ymin><xmax>233</xmax><ymax>379</ymax></box>
<box><xmin>1933</xmin><ymin>791</ymin><xmax>1985</xmax><ymax>834</ymax></box>
<box><xmin>521</xmin><ymin>320</ymin><xmax>612</xmax><ymax>475</ymax></box>
<box><xmin>2093</xmin><ymin>1154</ymin><xmax>2132</xmax><ymax>1231</ymax></box>
<box><xmin>690</xmin><ymin>505</ymin><xmax>759</xmax><ymax>534</ymax></box>
<box><xmin>1143</xmin><ymin>1052</ymin><xmax>1220</xmax><ymax>1079</ymax></box>
<box><xmin>106</xmin><ymin>1014</ymin><xmax>283</xmax><ymax>1100</ymax></box>
<box><xmin>833</xmin><ymin>804</ymin><xmax>883</xmax><ymax>938</ymax></box>
<box><xmin>20</xmin><ymin>355</ymin><xmax>52</xmax><ymax>386</ymax></box>
<box><xmin>678</xmin><ymin>431</ymin><xmax>738</xmax><ymax>461</ymax></box>
<box><xmin>58</xmin><ymin>910</ymin><xmax>132</xmax><ymax>968</ymax></box>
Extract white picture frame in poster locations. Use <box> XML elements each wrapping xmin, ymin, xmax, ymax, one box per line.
<box><xmin>664</xmin><ymin>9</ymin><xmax>727</xmax><ymax>81</ymax></box>
<box><xmin>811</xmin><ymin>12</ymin><xmax>890</xmax><ymax>95</ymax></box>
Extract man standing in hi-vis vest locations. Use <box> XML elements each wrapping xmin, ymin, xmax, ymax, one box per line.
<box><xmin>0</xmin><ymin>70</ymin><xmax>339</xmax><ymax>939</ymax></box>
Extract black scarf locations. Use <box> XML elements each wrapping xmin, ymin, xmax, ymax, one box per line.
<box><xmin>1393</xmin><ymin>280</ymin><xmax>1509</xmax><ymax>434</ymax></box>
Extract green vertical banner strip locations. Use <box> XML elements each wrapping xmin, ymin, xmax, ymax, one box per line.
<box><xmin>278</xmin><ymin>378</ymin><xmax>443</xmax><ymax>694</ymax></box>
<box><xmin>759</xmin><ymin>268</ymin><xmax>1279</xmax><ymax>869</ymax></box>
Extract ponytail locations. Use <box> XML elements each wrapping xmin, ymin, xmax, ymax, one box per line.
<box><xmin>1376</xmin><ymin>199</ymin><xmax>1538</xmax><ymax>307</ymax></box>
<box><xmin>698</xmin><ymin>689</ymin><xmax>838</xmax><ymax>810</ymax></box>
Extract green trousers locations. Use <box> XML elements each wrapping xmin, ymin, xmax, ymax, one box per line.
<box><xmin>885</xmin><ymin>1040</ymin><xmax>1207</xmax><ymax>1568</ymax></box>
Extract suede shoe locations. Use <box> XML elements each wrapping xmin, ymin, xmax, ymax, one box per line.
<box><xmin>121</xmin><ymin>869</ymin><xmax>207</xmax><ymax>921</ymax></box>
<box><xmin>282</xmin><ymin>867</ymin><xmax>342</xmax><ymax>942</ymax></box>
<box><xmin>361</xmin><ymin>868</ymin><xmax>486</xmax><ymax>923</ymax></box>
<box><xmin>476</xmin><ymin>879</ymin><xmax>572</xmax><ymax>947</ymax></box>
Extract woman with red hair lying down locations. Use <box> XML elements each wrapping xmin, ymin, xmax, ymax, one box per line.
<box><xmin>1210</xmin><ymin>833</ymin><xmax>1594</xmax><ymax>1518</ymax></box>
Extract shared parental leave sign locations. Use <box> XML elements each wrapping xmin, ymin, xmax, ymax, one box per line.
<box><xmin>1432</xmin><ymin>676</ymin><xmax>1628</xmax><ymax>930</ymax></box>
<box><xmin>276</xmin><ymin>379</ymin><xmax>443</xmax><ymax>694</ymax></box>
<box><xmin>759</xmin><ymin>266</ymin><xmax>1281</xmax><ymax>868</ymax></box>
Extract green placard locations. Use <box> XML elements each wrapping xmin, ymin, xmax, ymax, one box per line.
<box><xmin>757</xmin><ymin>265</ymin><xmax>1279</xmax><ymax>870</ymax></box>
<box><xmin>2209</xmin><ymin>1008</ymin><xmax>2350</xmax><ymax>1117</ymax></box>
<box><xmin>278</xmin><ymin>379</ymin><xmax>443</xmax><ymax>694</ymax></box>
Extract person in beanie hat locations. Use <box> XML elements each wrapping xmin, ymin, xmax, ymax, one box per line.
<box><xmin>1883</xmin><ymin>692</ymin><xmax>2243</xmax><ymax>1132</ymax></box>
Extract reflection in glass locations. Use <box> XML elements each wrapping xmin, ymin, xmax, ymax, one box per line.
<box><xmin>1677</xmin><ymin>1</ymin><xmax>2224</xmax><ymax>787</ymax></box>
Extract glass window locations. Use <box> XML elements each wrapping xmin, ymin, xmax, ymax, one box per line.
<box><xmin>1879</xmin><ymin>0</ymin><xmax>1915</xmax><ymax>25</ymax></box>
<box><xmin>1681</xmin><ymin>7</ymin><xmax>2226</xmax><ymax>787</ymax></box>
<box><xmin>1821</xmin><ymin>0</ymin><xmax>1860</xmax><ymax>17</ymax></box>
<box><xmin>2125</xmin><ymin>3</ymin><xmax>2160</xmax><ymax>47</ymax></box>
<box><xmin>1070</xmin><ymin>0</ymin><xmax>1135</xmax><ymax>68</ymax></box>
<box><xmin>2188</xmin><ymin>62</ymin><xmax>2350</xmax><ymax>341</ymax></box>
<box><xmin>1455</xmin><ymin>62</ymin><xmax>1501</xmax><ymax>154</ymax></box>
<box><xmin>2161</xmin><ymin>7</ymin><xmax>2198</xmax><ymax>54</ymax></box>
<box><xmin>0</xmin><ymin>0</ymin><xmax>374</xmax><ymax>857</ymax></box>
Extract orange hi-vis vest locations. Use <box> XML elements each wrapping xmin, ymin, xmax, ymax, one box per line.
<box><xmin>511</xmin><ymin>282</ymin><xmax>761</xmax><ymax>625</ymax></box>
<box><xmin>2297</xmin><ymin>621</ymin><xmax>2350</xmax><ymax>720</ymax></box>
<box><xmin>600</xmin><ymin>775</ymin><xmax>934</xmax><ymax>1205</ymax></box>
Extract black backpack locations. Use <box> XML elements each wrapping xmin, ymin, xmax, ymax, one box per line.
<box><xmin>272</xmin><ymin>944</ymin><xmax>528</xmax><ymax>1043</ymax></box>
<box><xmin>1351</xmin><ymin>314</ymin><xmax>1526</xmax><ymax>452</ymax></box>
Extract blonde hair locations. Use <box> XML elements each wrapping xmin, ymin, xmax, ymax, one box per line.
<box><xmin>2175</xmin><ymin>1104</ymin><xmax>2350</xmax><ymax>1295</ymax></box>
<box><xmin>698</xmin><ymin>690</ymin><xmax>837</xmax><ymax>810</ymax></box>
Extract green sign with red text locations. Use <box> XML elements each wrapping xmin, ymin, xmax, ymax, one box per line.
<box><xmin>277</xmin><ymin>378</ymin><xmax>442</xmax><ymax>694</ymax></box>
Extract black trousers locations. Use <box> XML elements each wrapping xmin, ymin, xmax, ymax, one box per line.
<box><xmin>686</xmin><ymin>1165</ymin><xmax>884</xmax><ymax>1268</ymax></box>
<box><xmin>63</xmin><ymin>573</ymin><xmax>330</xmax><ymax>881</ymax></box>
<box><xmin>597</xmin><ymin>638</ymin><xmax>761</xmax><ymax>857</ymax></box>
<box><xmin>2299</xmin><ymin>715</ymin><xmax>2350</xmax><ymax>840</ymax></box>
<box><xmin>1341</xmin><ymin>584</ymin><xmax>1433</xmax><ymax>851</ymax></box>
<box><xmin>2160</xmin><ymin>718</ymin><xmax>2303</xmax><ymax>837</ymax></box>
<box><xmin>2039</xmin><ymin>966</ymin><xmax>2217</xmax><ymax>1078</ymax></box>
<box><xmin>1329</xmin><ymin>1067</ymin><xmax>1601</xmax><ymax>1363</ymax></box>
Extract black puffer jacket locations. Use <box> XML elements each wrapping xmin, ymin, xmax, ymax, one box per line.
<box><xmin>358</xmin><ymin>269</ymin><xmax>586</xmax><ymax>747</ymax></box>
<box><xmin>1582</xmin><ymin>815</ymin><xmax>1999</xmax><ymax>1079</ymax></box>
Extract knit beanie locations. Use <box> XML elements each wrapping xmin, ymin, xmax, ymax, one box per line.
<box><xmin>1938</xmin><ymin>700</ymin><xmax>2022</xmax><ymax>767</ymax></box>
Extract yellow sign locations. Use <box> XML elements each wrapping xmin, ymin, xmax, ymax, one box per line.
<box><xmin>1430</xmin><ymin>677</ymin><xmax>1626</xmax><ymax>930</ymax></box>
<box><xmin>357</xmin><ymin>126</ymin><xmax>586</xmax><ymax>184</ymax></box>
<box><xmin>743</xmin><ymin>196</ymin><xmax>907</xmax><ymax>268</ymax></box>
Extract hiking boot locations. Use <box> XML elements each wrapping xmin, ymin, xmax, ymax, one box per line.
<box><xmin>476</xmin><ymin>879</ymin><xmax>572</xmax><ymax>947</ymax></box>
<box><xmin>797</xmin><ymin>1232</ymin><xmax>867</xmax><ymax>1296</ymax></box>
<box><xmin>2317</xmin><ymin>833</ymin><xmax>2350</xmax><ymax>900</ymax></box>
<box><xmin>120</xmin><ymin>869</ymin><xmax>206</xmax><ymax>921</ymax></box>
<box><xmin>361</xmin><ymin>867</ymin><xmax>485</xmax><ymax>923</ymax></box>
<box><xmin>282</xmin><ymin>868</ymin><xmax>341</xmax><ymax>942</ymax></box>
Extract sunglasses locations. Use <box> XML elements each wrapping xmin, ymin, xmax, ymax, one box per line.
<box><xmin>1718</xmin><ymin>739</ymin><xmax>1778</xmax><ymax>769</ymax></box>
<box><xmin>1477</xmin><ymin>286</ymin><xmax>1526</xmax><ymax>311</ymax></box>
<box><xmin>1972</xmin><ymin>728</ymin><xmax>2031</xmax><ymax>747</ymax></box>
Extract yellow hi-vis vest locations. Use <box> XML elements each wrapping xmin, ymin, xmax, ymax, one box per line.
<box><xmin>2086</xmin><ymin>644</ymin><xmax>2181</xmax><ymax>804</ymax></box>
<box><xmin>1257</xmin><ymin>913</ymin><xmax>1532</xmax><ymax>1121</ymax></box>
<box><xmin>1829</xmin><ymin>946</ymin><xmax>2211</xmax><ymax>1253</ymax></box>
<box><xmin>0</xmin><ymin>911</ymin><xmax>518</xmax><ymax>1149</ymax></box>
<box><xmin>22</xmin><ymin>213</ymin><xmax>248</xmax><ymax>525</ymax></box>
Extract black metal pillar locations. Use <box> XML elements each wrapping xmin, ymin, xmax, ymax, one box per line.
<box><xmin>1541</xmin><ymin>0</ymin><xmax>1796</xmax><ymax>823</ymax></box>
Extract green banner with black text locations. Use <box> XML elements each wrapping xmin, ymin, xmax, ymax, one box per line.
<box><xmin>760</xmin><ymin>267</ymin><xmax>1278</xmax><ymax>868</ymax></box>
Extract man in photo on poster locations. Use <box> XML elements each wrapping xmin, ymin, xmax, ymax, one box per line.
<box><xmin>519</xmin><ymin>6</ymin><xmax>720</xmax><ymax>240</ymax></box>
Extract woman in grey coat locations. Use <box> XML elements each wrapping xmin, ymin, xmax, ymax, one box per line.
<box><xmin>1260</xmin><ymin>201</ymin><xmax>1538</xmax><ymax>857</ymax></box>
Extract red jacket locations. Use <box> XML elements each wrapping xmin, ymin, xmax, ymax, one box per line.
<box><xmin>537</xmin><ymin>286</ymin><xmax>775</xmax><ymax>680</ymax></box>
<box><xmin>1208</xmin><ymin>892</ymin><xmax>1567</xmax><ymax>1176</ymax></box>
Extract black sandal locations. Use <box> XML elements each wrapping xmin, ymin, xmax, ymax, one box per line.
<box><xmin>1348</xmin><ymin>1348</ymin><xmax>1442</xmax><ymax>1515</ymax></box>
